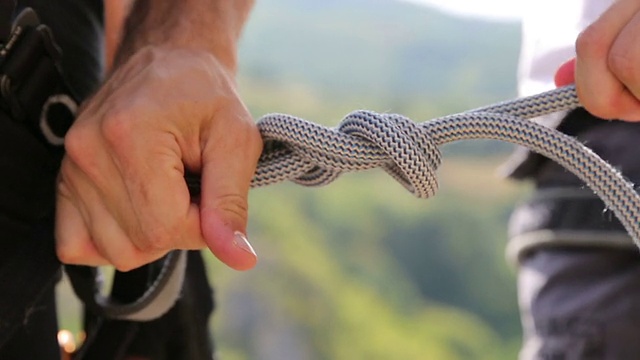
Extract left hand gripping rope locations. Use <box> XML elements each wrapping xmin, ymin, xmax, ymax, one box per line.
<box><xmin>84</xmin><ymin>85</ymin><xmax>640</xmax><ymax>321</ymax></box>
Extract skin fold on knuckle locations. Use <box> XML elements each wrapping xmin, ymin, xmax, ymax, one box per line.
<box><xmin>55</xmin><ymin>240</ymin><xmax>87</xmax><ymax>265</ymax></box>
<box><xmin>575</xmin><ymin>24</ymin><xmax>609</xmax><ymax>61</ymax></box>
<box><xmin>64</xmin><ymin>123</ymin><xmax>98</xmax><ymax>170</ymax></box>
<box><xmin>608</xmin><ymin>45</ymin><xmax>640</xmax><ymax>89</ymax></box>
<box><xmin>130</xmin><ymin>223</ymin><xmax>177</xmax><ymax>254</ymax></box>
<box><xmin>212</xmin><ymin>193</ymin><xmax>249</xmax><ymax>227</ymax></box>
<box><xmin>100</xmin><ymin>109</ymin><xmax>137</xmax><ymax>153</ymax></box>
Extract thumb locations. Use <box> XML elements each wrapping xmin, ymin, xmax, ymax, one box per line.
<box><xmin>201</xmin><ymin>206</ymin><xmax>257</xmax><ymax>271</ymax></box>
<box><xmin>199</xmin><ymin>114</ymin><xmax>261</xmax><ymax>271</ymax></box>
<box><xmin>554</xmin><ymin>58</ymin><xmax>576</xmax><ymax>87</ymax></box>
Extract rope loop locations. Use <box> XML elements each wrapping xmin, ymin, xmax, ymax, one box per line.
<box><xmin>171</xmin><ymin>85</ymin><xmax>640</xmax><ymax>325</ymax></box>
<box><xmin>254</xmin><ymin>110</ymin><xmax>442</xmax><ymax>198</ymax></box>
<box><xmin>248</xmin><ymin>85</ymin><xmax>640</xmax><ymax>249</ymax></box>
<box><xmin>338</xmin><ymin>110</ymin><xmax>441</xmax><ymax>197</ymax></box>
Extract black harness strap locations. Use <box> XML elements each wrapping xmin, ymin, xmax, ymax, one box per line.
<box><xmin>0</xmin><ymin>4</ymin><xmax>198</xmax><ymax>354</ymax></box>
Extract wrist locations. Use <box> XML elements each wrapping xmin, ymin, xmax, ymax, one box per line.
<box><xmin>114</xmin><ymin>0</ymin><xmax>254</xmax><ymax>75</ymax></box>
<box><xmin>110</xmin><ymin>45</ymin><xmax>237</xmax><ymax>90</ymax></box>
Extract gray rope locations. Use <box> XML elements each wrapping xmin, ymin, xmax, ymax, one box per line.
<box><xmin>120</xmin><ymin>84</ymin><xmax>640</xmax><ymax>321</ymax></box>
<box><xmin>252</xmin><ymin>85</ymin><xmax>640</xmax><ymax>248</ymax></box>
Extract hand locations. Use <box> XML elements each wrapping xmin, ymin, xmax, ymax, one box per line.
<box><xmin>55</xmin><ymin>46</ymin><xmax>263</xmax><ymax>271</ymax></box>
<box><xmin>556</xmin><ymin>0</ymin><xmax>640</xmax><ymax>120</ymax></box>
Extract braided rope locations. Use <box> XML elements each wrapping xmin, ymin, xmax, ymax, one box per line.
<box><xmin>125</xmin><ymin>84</ymin><xmax>639</xmax><ymax>321</ymax></box>
<box><xmin>251</xmin><ymin>85</ymin><xmax>640</xmax><ymax>248</ymax></box>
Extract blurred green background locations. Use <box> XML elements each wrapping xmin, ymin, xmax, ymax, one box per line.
<box><xmin>58</xmin><ymin>0</ymin><xmax>533</xmax><ymax>358</ymax></box>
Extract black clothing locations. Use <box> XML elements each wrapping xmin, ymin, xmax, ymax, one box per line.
<box><xmin>17</xmin><ymin>0</ymin><xmax>105</xmax><ymax>99</ymax></box>
<box><xmin>0</xmin><ymin>1</ymin><xmax>104</xmax><ymax>353</ymax></box>
<box><xmin>506</xmin><ymin>108</ymin><xmax>640</xmax><ymax>258</ymax></box>
<box><xmin>0</xmin><ymin>4</ymin><xmax>216</xmax><ymax>358</ymax></box>
<box><xmin>507</xmin><ymin>109</ymin><xmax>640</xmax><ymax>359</ymax></box>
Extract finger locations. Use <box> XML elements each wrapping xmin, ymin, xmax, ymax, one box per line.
<box><xmin>575</xmin><ymin>0</ymin><xmax>640</xmax><ymax>120</ymax></box>
<box><xmin>62</xmin><ymin>122</ymin><xmax>140</xmax><ymax>265</ymax></box>
<box><xmin>88</xmin><ymin>198</ymin><xmax>166</xmax><ymax>271</ymax></box>
<box><xmin>123</xmin><ymin>164</ymin><xmax>205</xmax><ymax>252</ymax></box>
<box><xmin>609</xmin><ymin>12</ymin><xmax>640</xmax><ymax>111</ymax></box>
<box><xmin>200</xmin><ymin>106</ymin><xmax>262</xmax><ymax>271</ymax></box>
<box><xmin>111</xmin><ymin>133</ymin><xmax>205</xmax><ymax>252</ymax></box>
<box><xmin>55</xmin><ymin>181</ymin><xmax>110</xmax><ymax>266</ymax></box>
<box><xmin>58</xmin><ymin>155</ymin><xmax>164</xmax><ymax>271</ymax></box>
<box><xmin>554</xmin><ymin>58</ymin><xmax>576</xmax><ymax>87</ymax></box>
<box><xmin>201</xmin><ymin>207</ymin><xmax>257</xmax><ymax>271</ymax></box>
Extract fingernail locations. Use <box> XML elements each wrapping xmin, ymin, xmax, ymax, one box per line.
<box><xmin>233</xmin><ymin>231</ymin><xmax>256</xmax><ymax>256</ymax></box>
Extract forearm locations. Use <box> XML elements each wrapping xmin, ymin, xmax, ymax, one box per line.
<box><xmin>114</xmin><ymin>0</ymin><xmax>255</xmax><ymax>73</ymax></box>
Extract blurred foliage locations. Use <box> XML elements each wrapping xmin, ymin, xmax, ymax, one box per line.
<box><xmin>58</xmin><ymin>0</ymin><xmax>532</xmax><ymax>359</ymax></box>
<box><xmin>217</xmin><ymin>1</ymin><xmax>528</xmax><ymax>357</ymax></box>
<box><xmin>238</xmin><ymin>0</ymin><xmax>521</xmax><ymax>156</ymax></box>
<box><xmin>209</xmin><ymin>161</ymin><xmax>529</xmax><ymax>360</ymax></box>
<box><xmin>239</xmin><ymin>0</ymin><xmax>520</xmax><ymax>107</ymax></box>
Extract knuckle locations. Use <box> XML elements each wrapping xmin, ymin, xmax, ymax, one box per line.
<box><xmin>64</xmin><ymin>123</ymin><xmax>94</xmax><ymax>166</ymax></box>
<box><xmin>100</xmin><ymin>110</ymin><xmax>135</xmax><ymax>149</ymax></box>
<box><xmin>608</xmin><ymin>48</ymin><xmax>638</xmax><ymax>84</ymax></box>
<box><xmin>55</xmin><ymin>243</ymin><xmax>80</xmax><ymax>265</ymax></box>
<box><xmin>216</xmin><ymin>194</ymin><xmax>249</xmax><ymax>223</ymax></box>
<box><xmin>135</xmin><ymin>227</ymin><xmax>174</xmax><ymax>253</ymax></box>
<box><xmin>112</xmin><ymin>259</ymin><xmax>139</xmax><ymax>272</ymax></box>
<box><xmin>575</xmin><ymin>25</ymin><xmax>608</xmax><ymax>59</ymax></box>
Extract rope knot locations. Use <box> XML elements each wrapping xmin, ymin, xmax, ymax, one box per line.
<box><xmin>338</xmin><ymin>110</ymin><xmax>441</xmax><ymax>198</ymax></box>
<box><xmin>254</xmin><ymin>110</ymin><xmax>442</xmax><ymax>198</ymax></box>
<box><xmin>243</xmin><ymin>85</ymin><xmax>640</xmax><ymax>255</ymax></box>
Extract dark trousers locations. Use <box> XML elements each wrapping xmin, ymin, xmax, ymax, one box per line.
<box><xmin>507</xmin><ymin>109</ymin><xmax>640</xmax><ymax>359</ymax></box>
<box><xmin>0</xmin><ymin>103</ymin><xmax>62</xmax><ymax>355</ymax></box>
<box><xmin>0</xmin><ymin>283</ymin><xmax>59</xmax><ymax>359</ymax></box>
<box><xmin>0</xmin><ymin>0</ymin><xmax>99</xmax><ymax>355</ymax></box>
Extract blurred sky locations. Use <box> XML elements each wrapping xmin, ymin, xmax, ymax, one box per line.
<box><xmin>401</xmin><ymin>0</ymin><xmax>523</xmax><ymax>21</ymax></box>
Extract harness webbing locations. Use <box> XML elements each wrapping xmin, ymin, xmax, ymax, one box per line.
<box><xmin>106</xmin><ymin>85</ymin><xmax>640</xmax><ymax>321</ymax></box>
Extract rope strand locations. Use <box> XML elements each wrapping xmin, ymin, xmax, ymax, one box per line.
<box><xmin>134</xmin><ymin>84</ymin><xmax>638</xmax><ymax>322</ymax></box>
<box><xmin>251</xmin><ymin>85</ymin><xmax>640</xmax><ymax>247</ymax></box>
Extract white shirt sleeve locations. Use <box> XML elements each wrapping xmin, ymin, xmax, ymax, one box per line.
<box><xmin>518</xmin><ymin>0</ymin><xmax>613</xmax><ymax>96</ymax></box>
